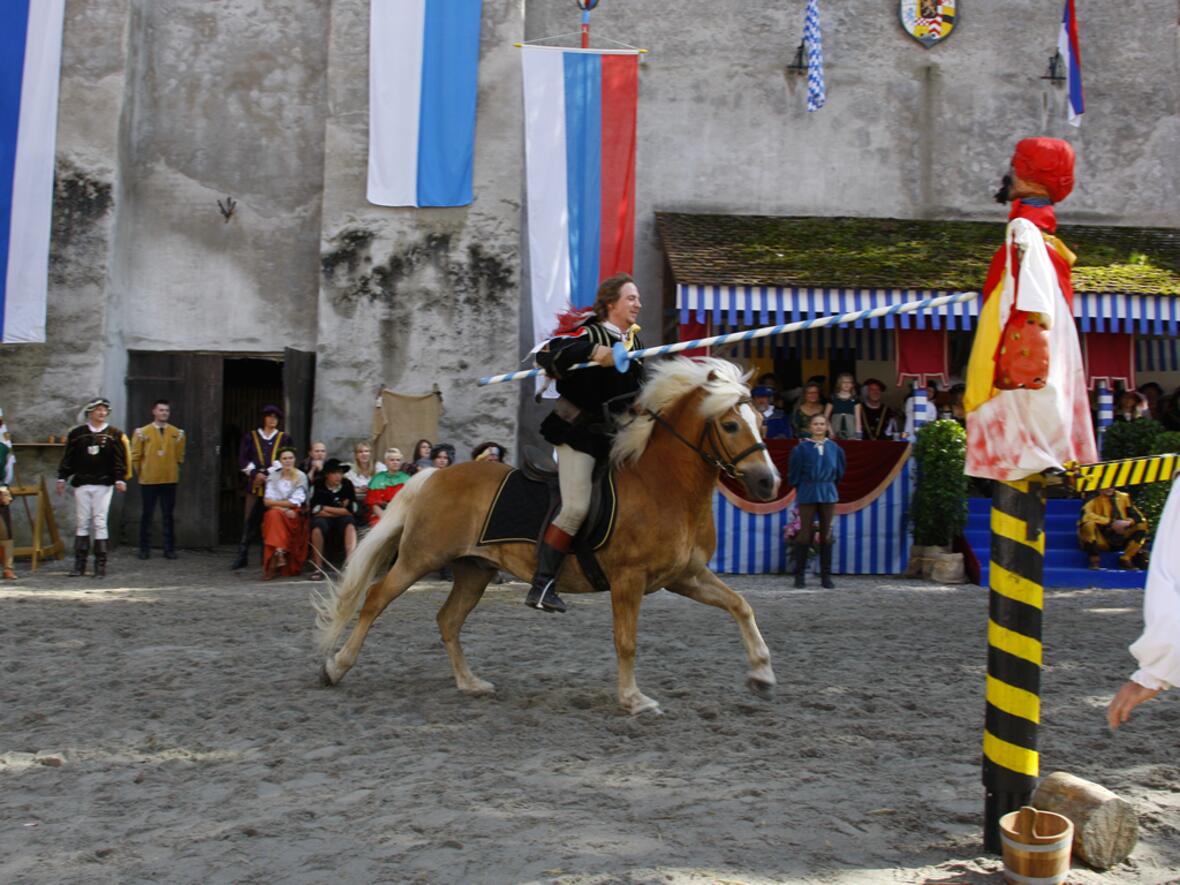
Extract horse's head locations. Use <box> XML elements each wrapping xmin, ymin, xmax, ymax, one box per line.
<box><xmin>613</xmin><ymin>358</ymin><xmax>781</xmax><ymax>501</ymax></box>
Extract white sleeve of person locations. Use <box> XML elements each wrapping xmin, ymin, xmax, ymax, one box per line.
<box><xmin>1009</xmin><ymin>216</ymin><xmax>1057</xmax><ymax>328</ymax></box>
<box><xmin>1129</xmin><ymin>476</ymin><xmax>1180</xmax><ymax>691</ymax></box>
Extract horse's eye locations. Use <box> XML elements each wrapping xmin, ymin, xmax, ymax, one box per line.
<box><xmin>722</xmin><ymin>421</ymin><xmax>740</xmax><ymax>433</ymax></box>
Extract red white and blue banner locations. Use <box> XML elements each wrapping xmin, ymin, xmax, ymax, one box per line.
<box><xmin>522</xmin><ymin>45</ymin><xmax>638</xmax><ymax>345</ymax></box>
<box><xmin>366</xmin><ymin>0</ymin><xmax>482</xmax><ymax>207</ymax></box>
<box><xmin>1057</xmin><ymin>0</ymin><xmax>1084</xmax><ymax>126</ymax></box>
<box><xmin>1</xmin><ymin>0</ymin><xmax>65</xmax><ymax>345</ymax></box>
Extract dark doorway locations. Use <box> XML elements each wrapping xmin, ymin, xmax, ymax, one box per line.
<box><xmin>219</xmin><ymin>358</ymin><xmax>284</xmax><ymax>543</ymax></box>
<box><xmin>124</xmin><ymin>352</ymin><xmax>224</xmax><ymax>548</ymax></box>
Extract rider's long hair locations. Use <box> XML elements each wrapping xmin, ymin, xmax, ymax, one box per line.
<box><xmin>592</xmin><ymin>273</ymin><xmax>635</xmax><ymax>321</ymax></box>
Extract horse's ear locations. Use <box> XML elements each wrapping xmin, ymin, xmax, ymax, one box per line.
<box><xmin>707</xmin><ymin>370</ymin><xmax>718</xmax><ymax>382</ymax></box>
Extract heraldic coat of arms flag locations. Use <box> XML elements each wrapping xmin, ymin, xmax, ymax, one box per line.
<box><xmin>899</xmin><ymin>0</ymin><xmax>957</xmax><ymax>48</ymax></box>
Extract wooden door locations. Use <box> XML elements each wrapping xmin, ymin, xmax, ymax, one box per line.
<box><xmin>124</xmin><ymin>351</ymin><xmax>223</xmax><ymax>547</ymax></box>
<box><xmin>283</xmin><ymin>348</ymin><xmax>316</xmax><ymax>454</ymax></box>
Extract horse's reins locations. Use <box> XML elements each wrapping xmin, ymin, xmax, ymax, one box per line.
<box><xmin>645</xmin><ymin>400</ymin><xmax>767</xmax><ymax>480</ymax></box>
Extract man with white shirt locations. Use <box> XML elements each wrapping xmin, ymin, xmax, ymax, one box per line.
<box><xmin>1107</xmin><ymin>473</ymin><xmax>1180</xmax><ymax>729</ymax></box>
<box><xmin>528</xmin><ymin>274</ymin><xmax>645</xmax><ymax>613</ymax></box>
<box><xmin>131</xmin><ymin>399</ymin><xmax>186</xmax><ymax>560</ymax></box>
<box><xmin>56</xmin><ymin>398</ymin><xmax>131</xmax><ymax>578</ymax></box>
<box><xmin>231</xmin><ymin>404</ymin><xmax>291</xmax><ymax>570</ymax></box>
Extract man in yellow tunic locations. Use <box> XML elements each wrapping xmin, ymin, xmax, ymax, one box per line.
<box><xmin>1077</xmin><ymin>487</ymin><xmax>1148</xmax><ymax>570</ymax></box>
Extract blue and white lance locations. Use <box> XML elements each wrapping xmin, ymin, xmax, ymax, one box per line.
<box><xmin>478</xmin><ymin>290</ymin><xmax>980</xmax><ymax>386</ymax></box>
<box><xmin>804</xmin><ymin>0</ymin><xmax>826</xmax><ymax>112</ymax></box>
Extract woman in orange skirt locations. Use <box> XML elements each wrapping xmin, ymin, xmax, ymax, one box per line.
<box><xmin>262</xmin><ymin>447</ymin><xmax>310</xmax><ymax>579</ymax></box>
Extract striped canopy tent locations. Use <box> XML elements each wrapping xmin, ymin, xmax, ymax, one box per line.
<box><xmin>656</xmin><ymin>213</ymin><xmax>1180</xmax><ymax>575</ymax></box>
<box><xmin>657</xmin><ymin>213</ymin><xmax>1180</xmax><ymax>374</ymax></box>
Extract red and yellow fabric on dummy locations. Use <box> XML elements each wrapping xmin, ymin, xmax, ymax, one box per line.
<box><xmin>964</xmin><ymin>138</ymin><xmax>1097</xmax><ymax>482</ymax></box>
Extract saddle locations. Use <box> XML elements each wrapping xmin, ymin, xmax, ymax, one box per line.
<box><xmin>477</xmin><ymin>446</ymin><xmax>617</xmax><ymax>592</ymax></box>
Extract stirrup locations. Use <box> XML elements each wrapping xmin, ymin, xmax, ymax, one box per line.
<box><xmin>524</xmin><ymin>579</ymin><xmax>567</xmax><ymax>613</ymax></box>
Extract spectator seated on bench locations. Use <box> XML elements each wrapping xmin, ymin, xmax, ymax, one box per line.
<box><xmin>309</xmin><ymin>458</ymin><xmax>357</xmax><ymax>581</ymax></box>
<box><xmin>261</xmin><ymin>447</ymin><xmax>309</xmax><ymax>580</ymax></box>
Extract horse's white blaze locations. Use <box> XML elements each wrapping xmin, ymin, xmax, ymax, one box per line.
<box><xmin>738</xmin><ymin>402</ymin><xmax>781</xmax><ymax>483</ymax></box>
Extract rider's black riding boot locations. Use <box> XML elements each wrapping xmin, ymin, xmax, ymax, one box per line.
<box><xmin>69</xmin><ymin>536</ymin><xmax>90</xmax><ymax>577</ymax></box>
<box><xmin>820</xmin><ymin>542</ymin><xmax>835</xmax><ymax>589</ymax></box>
<box><xmin>524</xmin><ymin>525</ymin><xmax>572</xmax><ymax>613</ymax></box>
<box><xmin>793</xmin><ymin>543</ymin><xmax>809</xmax><ymax>588</ymax></box>
<box><xmin>93</xmin><ymin>539</ymin><xmax>109</xmax><ymax>579</ymax></box>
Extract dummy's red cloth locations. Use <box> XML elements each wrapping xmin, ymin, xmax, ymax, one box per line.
<box><xmin>1011</xmin><ymin>137</ymin><xmax>1075</xmax><ymax>204</ymax></box>
<box><xmin>1085</xmin><ymin>332</ymin><xmax>1135</xmax><ymax>390</ymax></box>
<box><xmin>677</xmin><ymin>318</ymin><xmax>710</xmax><ymax>358</ymax></box>
<box><xmin>719</xmin><ymin>439</ymin><xmax>911</xmax><ymax>515</ymax></box>
<box><xmin>895</xmin><ymin>328</ymin><xmax>949</xmax><ymax>388</ymax></box>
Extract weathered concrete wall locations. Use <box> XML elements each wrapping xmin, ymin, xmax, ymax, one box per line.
<box><xmin>313</xmin><ymin>0</ymin><xmax>524</xmax><ymax>458</ymax></box>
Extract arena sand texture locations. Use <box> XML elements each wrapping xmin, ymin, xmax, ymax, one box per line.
<box><xmin>1</xmin><ymin>550</ymin><xmax>1177</xmax><ymax>884</ymax></box>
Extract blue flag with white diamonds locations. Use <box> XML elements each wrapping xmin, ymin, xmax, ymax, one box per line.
<box><xmin>804</xmin><ymin>0</ymin><xmax>826</xmax><ymax>112</ymax></box>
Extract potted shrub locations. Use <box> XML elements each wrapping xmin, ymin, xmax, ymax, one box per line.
<box><xmin>909</xmin><ymin>419</ymin><xmax>969</xmax><ymax>582</ymax></box>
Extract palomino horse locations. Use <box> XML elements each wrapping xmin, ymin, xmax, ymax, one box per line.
<box><xmin>313</xmin><ymin>358</ymin><xmax>781</xmax><ymax>715</ymax></box>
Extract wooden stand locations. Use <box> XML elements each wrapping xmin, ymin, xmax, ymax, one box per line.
<box><xmin>9</xmin><ymin>476</ymin><xmax>64</xmax><ymax>571</ymax></box>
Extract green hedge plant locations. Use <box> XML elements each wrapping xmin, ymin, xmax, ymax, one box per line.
<box><xmin>912</xmin><ymin>419</ymin><xmax>969</xmax><ymax>547</ymax></box>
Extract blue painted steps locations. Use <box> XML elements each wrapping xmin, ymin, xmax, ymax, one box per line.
<box><xmin>964</xmin><ymin>497</ymin><xmax>1148</xmax><ymax>589</ymax></box>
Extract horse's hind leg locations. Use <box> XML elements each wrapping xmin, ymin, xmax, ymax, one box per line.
<box><xmin>665</xmin><ymin>569</ymin><xmax>777</xmax><ymax>698</ymax></box>
<box><xmin>322</xmin><ymin>559</ymin><xmax>419</xmax><ymax>685</ymax></box>
<box><xmin>437</xmin><ymin>560</ymin><xmax>496</xmax><ymax>695</ymax></box>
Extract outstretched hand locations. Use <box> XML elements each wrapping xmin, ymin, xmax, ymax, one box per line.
<box><xmin>1107</xmin><ymin>680</ymin><xmax>1161</xmax><ymax>730</ymax></box>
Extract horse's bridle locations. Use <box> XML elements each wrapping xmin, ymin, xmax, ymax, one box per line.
<box><xmin>646</xmin><ymin>399</ymin><xmax>768</xmax><ymax>480</ymax></box>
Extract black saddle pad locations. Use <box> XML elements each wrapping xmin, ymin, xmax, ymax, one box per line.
<box><xmin>478</xmin><ymin>468</ymin><xmax>616</xmax><ymax>550</ymax></box>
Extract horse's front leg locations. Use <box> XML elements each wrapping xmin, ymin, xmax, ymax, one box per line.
<box><xmin>665</xmin><ymin>569</ymin><xmax>776</xmax><ymax>698</ymax></box>
<box><xmin>610</xmin><ymin>583</ymin><xmax>661</xmax><ymax>715</ymax></box>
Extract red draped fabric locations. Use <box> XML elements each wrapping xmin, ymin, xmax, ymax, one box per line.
<box><xmin>677</xmin><ymin>318</ymin><xmax>710</xmax><ymax>358</ymax></box>
<box><xmin>1084</xmin><ymin>332</ymin><xmax>1135</xmax><ymax>391</ymax></box>
<box><xmin>719</xmin><ymin>440</ymin><xmax>911</xmax><ymax>515</ymax></box>
<box><xmin>895</xmin><ymin>328</ymin><xmax>949</xmax><ymax>388</ymax></box>
<box><xmin>262</xmin><ymin>508</ymin><xmax>310</xmax><ymax>577</ymax></box>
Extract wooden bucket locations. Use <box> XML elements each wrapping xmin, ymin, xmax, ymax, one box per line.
<box><xmin>1000</xmin><ymin>806</ymin><xmax>1074</xmax><ymax>885</ymax></box>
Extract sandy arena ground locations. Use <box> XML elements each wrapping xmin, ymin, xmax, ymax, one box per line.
<box><xmin>1</xmin><ymin>548</ymin><xmax>1177</xmax><ymax>884</ymax></box>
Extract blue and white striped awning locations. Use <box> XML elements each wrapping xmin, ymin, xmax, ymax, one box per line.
<box><xmin>676</xmin><ymin>285</ymin><xmax>1180</xmax><ymax>335</ymax></box>
<box><xmin>708</xmin><ymin>324</ymin><xmax>893</xmax><ymax>361</ymax></box>
<box><xmin>1137</xmin><ymin>336</ymin><xmax>1180</xmax><ymax>372</ymax></box>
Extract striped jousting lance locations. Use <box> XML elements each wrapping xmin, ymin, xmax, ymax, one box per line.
<box><xmin>477</xmin><ymin>289</ymin><xmax>981</xmax><ymax>386</ymax></box>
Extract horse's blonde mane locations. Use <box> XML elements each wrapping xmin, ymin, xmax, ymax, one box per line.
<box><xmin>611</xmin><ymin>358</ymin><xmax>752</xmax><ymax>466</ymax></box>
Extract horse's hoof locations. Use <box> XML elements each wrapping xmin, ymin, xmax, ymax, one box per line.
<box><xmin>459</xmin><ymin>679</ymin><xmax>496</xmax><ymax>696</ymax></box>
<box><xmin>746</xmin><ymin>677</ymin><xmax>775</xmax><ymax>700</ymax></box>
<box><xmin>320</xmin><ymin>662</ymin><xmax>337</xmax><ymax>687</ymax></box>
<box><xmin>624</xmin><ymin>695</ymin><xmax>662</xmax><ymax>716</ymax></box>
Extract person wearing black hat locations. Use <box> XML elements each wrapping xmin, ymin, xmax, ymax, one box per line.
<box><xmin>308</xmin><ymin>457</ymin><xmax>358</xmax><ymax>580</ymax></box>
<box><xmin>857</xmin><ymin>379</ymin><xmax>899</xmax><ymax>441</ymax></box>
<box><xmin>56</xmin><ymin>397</ymin><xmax>131</xmax><ymax>577</ymax></box>
<box><xmin>752</xmin><ymin>386</ymin><xmax>791</xmax><ymax>440</ymax></box>
<box><xmin>231</xmin><ymin>404</ymin><xmax>292</xmax><ymax>570</ymax></box>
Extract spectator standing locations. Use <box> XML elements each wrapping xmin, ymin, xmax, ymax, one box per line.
<box><xmin>261</xmin><ymin>447</ymin><xmax>309</xmax><ymax>580</ymax></box>
<box><xmin>130</xmin><ymin>399</ymin><xmax>186</xmax><ymax>560</ymax></box>
<box><xmin>902</xmin><ymin>383</ymin><xmax>938</xmax><ymax>439</ymax></box>
<box><xmin>787</xmin><ymin>413</ymin><xmax>845</xmax><ymax>589</ymax></box>
<box><xmin>825</xmin><ymin>374</ymin><xmax>860</xmax><ymax>440</ymax></box>
<box><xmin>366</xmin><ymin>448</ymin><xmax>409</xmax><ymax>525</ymax></box>
<box><xmin>345</xmin><ymin>442</ymin><xmax>375</xmax><ymax>525</ymax></box>
<box><xmin>1159</xmin><ymin>386</ymin><xmax>1180</xmax><ymax>432</ymax></box>
<box><xmin>231</xmin><ymin>404</ymin><xmax>292</xmax><ymax>570</ymax></box>
<box><xmin>0</xmin><ymin>407</ymin><xmax>14</xmax><ymax>579</ymax></box>
<box><xmin>300</xmin><ymin>441</ymin><xmax>328</xmax><ymax>486</ymax></box>
<box><xmin>857</xmin><ymin>379</ymin><xmax>898</xmax><ymax>441</ymax></box>
<box><xmin>308</xmin><ymin>458</ymin><xmax>357</xmax><ymax>581</ymax></box>
<box><xmin>1137</xmin><ymin>382</ymin><xmax>1164</xmax><ymax>420</ymax></box>
<box><xmin>1113</xmin><ymin>389</ymin><xmax>1148</xmax><ymax>423</ymax></box>
<box><xmin>790</xmin><ymin>383</ymin><xmax>826</xmax><ymax>438</ymax></box>
<box><xmin>751</xmin><ymin>387</ymin><xmax>790</xmax><ymax>440</ymax></box>
<box><xmin>408</xmin><ymin>438</ymin><xmax>433</xmax><ymax>474</ymax></box>
<box><xmin>430</xmin><ymin>444</ymin><xmax>455</xmax><ymax>469</ymax></box>
<box><xmin>56</xmin><ymin>398</ymin><xmax>131</xmax><ymax>578</ymax></box>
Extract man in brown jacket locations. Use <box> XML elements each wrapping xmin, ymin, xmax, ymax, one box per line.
<box><xmin>130</xmin><ymin>399</ymin><xmax>186</xmax><ymax>560</ymax></box>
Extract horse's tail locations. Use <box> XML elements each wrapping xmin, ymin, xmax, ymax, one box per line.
<box><xmin>311</xmin><ymin>468</ymin><xmax>436</xmax><ymax>656</ymax></box>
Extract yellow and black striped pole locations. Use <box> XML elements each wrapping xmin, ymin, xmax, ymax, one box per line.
<box><xmin>983</xmin><ymin>476</ymin><xmax>1045</xmax><ymax>852</ymax></box>
<box><xmin>1067</xmin><ymin>453</ymin><xmax>1180</xmax><ymax>493</ymax></box>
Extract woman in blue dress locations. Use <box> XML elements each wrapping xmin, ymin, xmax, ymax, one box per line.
<box><xmin>788</xmin><ymin>413</ymin><xmax>846</xmax><ymax>589</ymax></box>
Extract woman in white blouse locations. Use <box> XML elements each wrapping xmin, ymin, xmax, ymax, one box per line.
<box><xmin>345</xmin><ymin>442</ymin><xmax>375</xmax><ymax>525</ymax></box>
<box><xmin>261</xmin><ymin>447</ymin><xmax>309</xmax><ymax>579</ymax></box>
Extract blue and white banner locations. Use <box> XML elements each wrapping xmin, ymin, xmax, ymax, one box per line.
<box><xmin>1</xmin><ymin>0</ymin><xmax>65</xmax><ymax>345</ymax></box>
<box><xmin>366</xmin><ymin>0</ymin><xmax>482</xmax><ymax>207</ymax></box>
